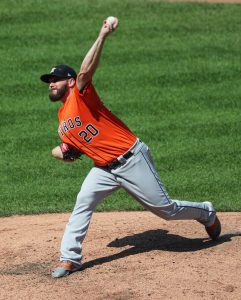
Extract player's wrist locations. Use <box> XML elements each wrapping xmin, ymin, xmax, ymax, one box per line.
<box><xmin>98</xmin><ymin>33</ymin><xmax>107</xmax><ymax>41</ymax></box>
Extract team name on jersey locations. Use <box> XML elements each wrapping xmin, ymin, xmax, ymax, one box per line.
<box><xmin>58</xmin><ymin>116</ymin><xmax>99</xmax><ymax>143</ymax></box>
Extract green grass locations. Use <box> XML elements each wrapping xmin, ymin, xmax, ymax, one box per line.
<box><xmin>0</xmin><ymin>0</ymin><xmax>241</xmax><ymax>216</ymax></box>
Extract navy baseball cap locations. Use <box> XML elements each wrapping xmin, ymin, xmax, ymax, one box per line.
<box><xmin>40</xmin><ymin>64</ymin><xmax>77</xmax><ymax>83</ymax></box>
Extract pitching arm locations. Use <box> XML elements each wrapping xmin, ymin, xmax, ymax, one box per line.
<box><xmin>76</xmin><ymin>17</ymin><xmax>118</xmax><ymax>91</ymax></box>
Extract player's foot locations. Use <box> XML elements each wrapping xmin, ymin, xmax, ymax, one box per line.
<box><xmin>52</xmin><ymin>260</ymin><xmax>82</xmax><ymax>278</ymax></box>
<box><xmin>205</xmin><ymin>216</ymin><xmax>221</xmax><ymax>240</ymax></box>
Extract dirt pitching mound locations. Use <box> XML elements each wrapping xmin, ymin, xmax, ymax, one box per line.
<box><xmin>0</xmin><ymin>211</ymin><xmax>240</xmax><ymax>299</ymax></box>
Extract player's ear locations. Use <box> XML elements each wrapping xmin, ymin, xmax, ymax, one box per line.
<box><xmin>68</xmin><ymin>78</ymin><xmax>76</xmax><ymax>88</ymax></box>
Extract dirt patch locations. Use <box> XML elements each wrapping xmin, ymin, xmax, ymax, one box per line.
<box><xmin>0</xmin><ymin>211</ymin><xmax>240</xmax><ymax>300</ymax></box>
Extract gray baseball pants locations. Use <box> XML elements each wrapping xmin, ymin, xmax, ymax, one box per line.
<box><xmin>60</xmin><ymin>139</ymin><xmax>216</xmax><ymax>264</ymax></box>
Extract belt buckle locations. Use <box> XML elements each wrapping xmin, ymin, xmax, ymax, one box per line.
<box><xmin>108</xmin><ymin>159</ymin><xmax>119</xmax><ymax>170</ymax></box>
<box><xmin>118</xmin><ymin>156</ymin><xmax>126</xmax><ymax>164</ymax></box>
<box><xmin>108</xmin><ymin>157</ymin><xmax>125</xmax><ymax>170</ymax></box>
<box><xmin>108</xmin><ymin>151</ymin><xmax>132</xmax><ymax>170</ymax></box>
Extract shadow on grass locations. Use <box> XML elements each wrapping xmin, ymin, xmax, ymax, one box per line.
<box><xmin>81</xmin><ymin>229</ymin><xmax>240</xmax><ymax>271</ymax></box>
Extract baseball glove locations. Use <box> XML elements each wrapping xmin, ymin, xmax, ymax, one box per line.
<box><xmin>59</xmin><ymin>142</ymin><xmax>82</xmax><ymax>161</ymax></box>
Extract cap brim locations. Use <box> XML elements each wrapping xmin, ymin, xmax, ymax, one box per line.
<box><xmin>40</xmin><ymin>74</ymin><xmax>54</xmax><ymax>83</ymax></box>
<box><xmin>40</xmin><ymin>73</ymin><xmax>76</xmax><ymax>83</ymax></box>
<box><xmin>40</xmin><ymin>74</ymin><xmax>67</xmax><ymax>83</ymax></box>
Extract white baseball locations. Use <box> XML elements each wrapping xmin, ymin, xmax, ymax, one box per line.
<box><xmin>106</xmin><ymin>16</ymin><xmax>116</xmax><ymax>29</ymax></box>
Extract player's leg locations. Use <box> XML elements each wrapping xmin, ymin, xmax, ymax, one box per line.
<box><xmin>53</xmin><ymin>166</ymin><xmax>120</xmax><ymax>277</ymax></box>
<box><xmin>113</xmin><ymin>141</ymin><xmax>216</xmax><ymax>227</ymax></box>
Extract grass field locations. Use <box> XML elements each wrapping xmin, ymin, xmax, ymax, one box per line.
<box><xmin>0</xmin><ymin>0</ymin><xmax>240</xmax><ymax>216</ymax></box>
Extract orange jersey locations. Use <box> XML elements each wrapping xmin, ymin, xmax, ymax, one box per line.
<box><xmin>58</xmin><ymin>82</ymin><xmax>137</xmax><ymax>166</ymax></box>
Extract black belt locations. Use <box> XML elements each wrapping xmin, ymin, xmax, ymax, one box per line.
<box><xmin>107</xmin><ymin>151</ymin><xmax>134</xmax><ymax>170</ymax></box>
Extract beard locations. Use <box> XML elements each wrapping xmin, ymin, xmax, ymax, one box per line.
<box><xmin>49</xmin><ymin>84</ymin><xmax>67</xmax><ymax>102</ymax></box>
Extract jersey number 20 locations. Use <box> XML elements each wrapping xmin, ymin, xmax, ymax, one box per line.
<box><xmin>78</xmin><ymin>124</ymin><xmax>99</xmax><ymax>143</ymax></box>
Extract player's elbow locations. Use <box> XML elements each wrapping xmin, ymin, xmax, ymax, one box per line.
<box><xmin>78</xmin><ymin>68</ymin><xmax>91</xmax><ymax>81</ymax></box>
<box><xmin>77</xmin><ymin>71</ymin><xmax>91</xmax><ymax>91</ymax></box>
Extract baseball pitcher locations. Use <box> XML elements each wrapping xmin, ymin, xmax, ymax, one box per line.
<box><xmin>40</xmin><ymin>17</ymin><xmax>221</xmax><ymax>278</ymax></box>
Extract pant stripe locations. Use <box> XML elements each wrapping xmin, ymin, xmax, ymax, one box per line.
<box><xmin>140</xmin><ymin>150</ymin><xmax>171</xmax><ymax>204</ymax></box>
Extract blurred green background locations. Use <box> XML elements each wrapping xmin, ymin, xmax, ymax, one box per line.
<box><xmin>0</xmin><ymin>0</ymin><xmax>240</xmax><ymax>216</ymax></box>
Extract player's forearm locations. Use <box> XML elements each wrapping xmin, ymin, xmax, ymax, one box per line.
<box><xmin>76</xmin><ymin>35</ymin><xmax>106</xmax><ymax>90</ymax></box>
<box><xmin>79</xmin><ymin>35</ymin><xmax>106</xmax><ymax>79</ymax></box>
<box><xmin>52</xmin><ymin>146</ymin><xmax>64</xmax><ymax>160</ymax></box>
<box><xmin>77</xmin><ymin>17</ymin><xmax>118</xmax><ymax>90</ymax></box>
